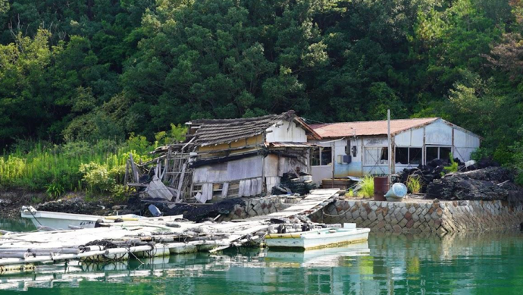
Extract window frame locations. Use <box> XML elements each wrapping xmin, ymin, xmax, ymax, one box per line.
<box><xmin>311</xmin><ymin>146</ymin><xmax>333</xmax><ymax>166</ymax></box>
<box><xmin>395</xmin><ymin>147</ymin><xmax>422</xmax><ymax>165</ymax></box>
<box><xmin>363</xmin><ymin>147</ymin><xmax>389</xmax><ymax>166</ymax></box>
<box><xmin>425</xmin><ymin>146</ymin><xmax>452</xmax><ymax>163</ymax></box>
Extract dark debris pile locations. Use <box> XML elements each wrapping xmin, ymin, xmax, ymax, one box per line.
<box><xmin>426</xmin><ymin>167</ymin><xmax>523</xmax><ymax>202</ymax></box>
<box><xmin>37</xmin><ymin>197</ymin><xmax>111</xmax><ymax>216</ymax></box>
<box><xmin>395</xmin><ymin>158</ymin><xmax>523</xmax><ymax>203</ymax></box>
<box><xmin>271</xmin><ymin>173</ymin><xmax>316</xmax><ymax>196</ymax></box>
<box><xmin>130</xmin><ymin>197</ymin><xmax>246</xmax><ymax>223</ymax></box>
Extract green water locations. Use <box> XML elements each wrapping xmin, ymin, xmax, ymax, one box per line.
<box><xmin>1</xmin><ymin>219</ymin><xmax>523</xmax><ymax>294</ymax></box>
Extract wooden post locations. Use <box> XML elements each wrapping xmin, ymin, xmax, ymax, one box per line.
<box><xmin>387</xmin><ymin>110</ymin><xmax>392</xmax><ymax>187</ymax></box>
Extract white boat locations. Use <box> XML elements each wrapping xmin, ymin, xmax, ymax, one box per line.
<box><xmin>20</xmin><ymin>206</ymin><xmax>182</xmax><ymax>230</ymax></box>
<box><xmin>264</xmin><ymin>223</ymin><xmax>370</xmax><ymax>250</ymax></box>
<box><xmin>265</xmin><ymin>242</ymin><xmax>370</xmax><ymax>267</ymax></box>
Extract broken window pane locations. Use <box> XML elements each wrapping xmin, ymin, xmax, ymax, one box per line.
<box><xmin>440</xmin><ymin>147</ymin><xmax>452</xmax><ymax>161</ymax></box>
<box><xmin>409</xmin><ymin>148</ymin><xmax>422</xmax><ymax>164</ymax></box>
<box><xmin>396</xmin><ymin>147</ymin><xmax>409</xmax><ymax>164</ymax></box>
<box><xmin>364</xmin><ymin>147</ymin><xmax>388</xmax><ymax>165</ymax></box>
<box><xmin>321</xmin><ymin>147</ymin><xmax>332</xmax><ymax>165</ymax></box>
<box><xmin>311</xmin><ymin>147</ymin><xmax>320</xmax><ymax>166</ymax></box>
<box><xmin>426</xmin><ymin>147</ymin><xmax>438</xmax><ymax>162</ymax></box>
<box><xmin>380</xmin><ymin>147</ymin><xmax>388</xmax><ymax>163</ymax></box>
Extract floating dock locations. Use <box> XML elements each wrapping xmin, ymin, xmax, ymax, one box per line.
<box><xmin>0</xmin><ymin>189</ymin><xmax>343</xmax><ymax>273</ymax></box>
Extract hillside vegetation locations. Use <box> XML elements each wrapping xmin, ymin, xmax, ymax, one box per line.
<box><xmin>1</xmin><ymin>0</ymin><xmax>523</xmax><ymax>195</ymax></box>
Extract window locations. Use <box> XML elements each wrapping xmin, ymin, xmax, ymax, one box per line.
<box><xmin>396</xmin><ymin>147</ymin><xmax>422</xmax><ymax>165</ymax></box>
<box><xmin>410</xmin><ymin>148</ymin><xmax>422</xmax><ymax>164</ymax></box>
<box><xmin>321</xmin><ymin>147</ymin><xmax>332</xmax><ymax>165</ymax></box>
<box><xmin>311</xmin><ymin>147</ymin><xmax>320</xmax><ymax>166</ymax></box>
<box><xmin>364</xmin><ymin>147</ymin><xmax>388</xmax><ymax>165</ymax></box>
<box><xmin>426</xmin><ymin>146</ymin><xmax>452</xmax><ymax>163</ymax></box>
<box><xmin>311</xmin><ymin>147</ymin><xmax>332</xmax><ymax>166</ymax></box>
<box><xmin>212</xmin><ymin>183</ymin><xmax>224</xmax><ymax>196</ymax></box>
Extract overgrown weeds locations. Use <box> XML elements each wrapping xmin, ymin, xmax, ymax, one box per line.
<box><xmin>0</xmin><ymin>135</ymin><xmax>166</xmax><ymax>200</ymax></box>
<box><xmin>358</xmin><ymin>175</ymin><xmax>374</xmax><ymax>198</ymax></box>
<box><xmin>406</xmin><ymin>175</ymin><xmax>422</xmax><ymax>194</ymax></box>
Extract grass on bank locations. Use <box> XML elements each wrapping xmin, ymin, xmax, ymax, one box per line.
<box><xmin>0</xmin><ymin>125</ymin><xmax>187</xmax><ymax>200</ymax></box>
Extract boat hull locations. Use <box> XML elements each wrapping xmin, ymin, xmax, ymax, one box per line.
<box><xmin>265</xmin><ymin>227</ymin><xmax>370</xmax><ymax>251</ymax></box>
<box><xmin>20</xmin><ymin>207</ymin><xmax>145</xmax><ymax>230</ymax></box>
<box><xmin>20</xmin><ymin>210</ymin><xmax>102</xmax><ymax>229</ymax></box>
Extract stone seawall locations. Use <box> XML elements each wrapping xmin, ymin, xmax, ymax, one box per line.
<box><xmin>221</xmin><ymin>196</ymin><xmax>294</xmax><ymax>220</ymax></box>
<box><xmin>310</xmin><ymin>199</ymin><xmax>523</xmax><ymax>234</ymax></box>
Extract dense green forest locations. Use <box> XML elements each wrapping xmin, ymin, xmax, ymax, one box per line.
<box><xmin>0</xmin><ymin>0</ymin><xmax>523</xmax><ymax>194</ymax></box>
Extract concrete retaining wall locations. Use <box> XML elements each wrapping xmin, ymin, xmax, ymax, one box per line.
<box><xmin>221</xmin><ymin>196</ymin><xmax>297</xmax><ymax>220</ymax></box>
<box><xmin>310</xmin><ymin>199</ymin><xmax>523</xmax><ymax>234</ymax></box>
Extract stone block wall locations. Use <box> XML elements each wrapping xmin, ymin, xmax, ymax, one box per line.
<box><xmin>221</xmin><ymin>196</ymin><xmax>290</xmax><ymax>220</ymax></box>
<box><xmin>310</xmin><ymin>199</ymin><xmax>523</xmax><ymax>234</ymax></box>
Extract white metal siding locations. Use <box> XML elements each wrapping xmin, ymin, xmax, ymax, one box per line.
<box><xmin>239</xmin><ymin>178</ymin><xmax>263</xmax><ymax>196</ymax></box>
<box><xmin>425</xmin><ymin>120</ymin><xmax>453</xmax><ymax>145</ymax></box>
<box><xmin>193</xmin><ymin>156</ymin><xmax>263</xmax><ymax>183</ymax></box>
<box><xmin>394</xmin><ymin>131</ymin><xmax>411</xmax><ymax>146</ymax></box>
<box><xmin>265</xmin><ymin>176</ymin><xmax>280</xmax><ymax>194</ymax></box>
<box><xmin>266</xmin><ymin>120</ymin><xmax>307</xmax><ymax>143</ymax></box>
<box><xmin>411</xmin><ymin>128</ymin><xmax>424</xmax><ymax>147</ymax></box>
<box><xmin>264</xmin><ymin>154</ymin><xmax>279</xmax><ymax>177</ymax></box>
<box><xmin>454</xmin><ymin>129</ymin><xmax>480</xmax><ymax>148</ymax></box>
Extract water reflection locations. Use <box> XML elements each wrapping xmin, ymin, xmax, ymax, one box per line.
<box><xmin>0</xmin><ymin>218</ymin><xmax>36</xmax><ymax>233</ymax></box>
<box><xmin>0</xmin><ymin>228</ymin><xmax>522</xmax><ymax>294</ymax></box>
<box><xmin>0</xmin><ymin>243</ymin><xmax>370</xmax><ymax>292</ymax></box>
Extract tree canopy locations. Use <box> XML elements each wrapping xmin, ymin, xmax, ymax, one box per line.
<box><xmin>1</xmin><ymin>0</ymin><xmax>523</xmax><ymax>170</ymax></box>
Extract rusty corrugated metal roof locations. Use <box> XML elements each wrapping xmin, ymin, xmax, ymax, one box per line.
<box><xmin>310</xmin><ymin>118</ymin><xmax>439</xmax><ymax>138</ymax></box>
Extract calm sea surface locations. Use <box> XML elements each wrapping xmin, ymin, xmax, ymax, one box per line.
<box><xmin>1</xmin><ymin>218</ymin><xmax>522</xmax><ymax>294</ymax></box>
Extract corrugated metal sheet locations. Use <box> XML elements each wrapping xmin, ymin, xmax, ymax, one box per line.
<box><xmin>311</xmin><ymin>118</ymin><xmax>438</xmax><ymax>138</ymax></box>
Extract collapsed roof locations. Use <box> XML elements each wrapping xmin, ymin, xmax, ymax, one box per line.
<box><xmin>186</xmin><ymin>110</ymin><xmax>320</xmax><ymax>147</ymax></box>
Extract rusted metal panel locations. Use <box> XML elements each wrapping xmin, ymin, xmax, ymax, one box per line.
<box><xmin>310</xmin><ymin>118</ymin><xmax>438</xmax><ymax>138</ymax></box>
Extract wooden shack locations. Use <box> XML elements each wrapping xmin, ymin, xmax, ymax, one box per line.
<box><xmin>128</xmin><ymin>111</ymin><xmax>321</xmax><ymax>203</ymax></box>
<box><xmin>185</xmin><ymin>111</ymin><xmax>320</xmax><ymax>202</ymax></box>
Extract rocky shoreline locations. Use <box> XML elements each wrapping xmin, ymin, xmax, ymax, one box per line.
<box><xmin>0</xmin><ymin>191</ymin><xmax>118</xmax><ymax>219</ymax></box>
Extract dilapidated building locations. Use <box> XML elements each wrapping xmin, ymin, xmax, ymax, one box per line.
<box><xmin>185</xmin><ymin>111</ymin><xmax>320</xmax><ymax>202</ymax></box>
<box><xmin>129</xmin><ymin>111</ymin><xmax>321</xmax><ymax>203</ymax></box>
<box><xmin>308</xmin><ymin>118</ymin><xmax>481</xmax><ymax>185</ymax></box>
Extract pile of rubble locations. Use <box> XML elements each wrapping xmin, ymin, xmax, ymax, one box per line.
<box><xmin>395</xmin><ymin>158</ymin><xmax>523</xmax><ymax>203</ymax></box>
<box><xmin>271</xmin><ymin>173</ymin><xmax>316</xmax><ymax>196</ymax></box>
<box><xmin>37</xmin><ymin>197</ymin><xmax>111</xmax><ymax>215</ymax></box>
<box><xmin>426</xmin><ymin>167</ymin><xmax>523</xmax><ymax>202</ymax></box>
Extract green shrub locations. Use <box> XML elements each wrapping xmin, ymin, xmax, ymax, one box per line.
<box><xmin>471</xmin><ymin>147</ymin><xmax>491</xmax><ymax>162</ymax></box>
<box><xmin>406</xmin><ymin>175</ymin><xmax>422</xmax><ymax>194</ymax></box>
<box><xmin>358</xmin><ymin>176</ymin><xmax>374</xmax><ymax>198</ymax></box>
<box><xmin>79</xmin><ymin>162</ymin><xmax>115</xmax><ymax>193</ymax></box>
<box><xmin>46</xmin><ymin>183</ymin><xmax>65</xmax><ymax>199</ymax></box>
<box><xmin>443</xmin><ymin>153</ymin><xmax>458</xmax><ymax>175</ymax></box>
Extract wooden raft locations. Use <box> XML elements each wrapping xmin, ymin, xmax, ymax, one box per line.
<box><xmin>0</xmin><ymin>189</ymin><xmax>339</xmax><ymax>271</ymax></box>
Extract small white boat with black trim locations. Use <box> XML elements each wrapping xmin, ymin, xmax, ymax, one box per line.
<box><xmin>264</xmin><ymin>223</ymin><xmax>370</xmax><ymax>251</ymax></box>
<box><xmin>20</xmin><ymin>206</ymin><xmax>183</xmax><ymax>230</ymax></box>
